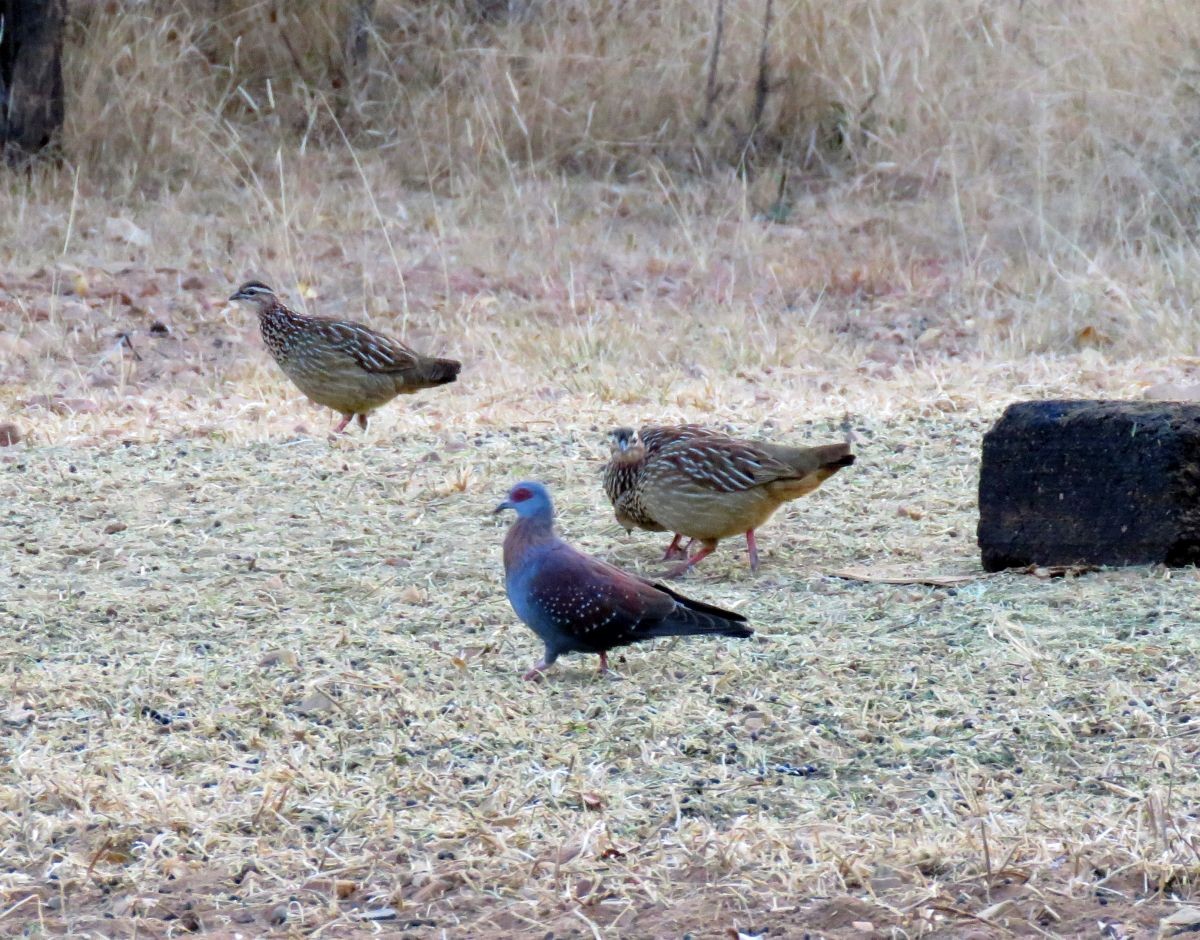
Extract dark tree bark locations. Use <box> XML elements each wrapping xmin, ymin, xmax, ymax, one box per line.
<box><xmin>0</xmin><ymin>0</ymin><xmax>66</xmax><ymax>163</ymax></box>
<box><xmin>344</xmin><ymin>0</ymin><xmax>376</xmax><ymax>71</ymax></box>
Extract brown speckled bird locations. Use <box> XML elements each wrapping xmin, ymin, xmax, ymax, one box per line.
<box><xmin>229</xmin><ymin>281</ymin><xmax>461</xmax><ymax>433</ymax></box>
<box><xmin>604</xmin><ymin>425</ymin><xmax>855</xmax><ymax>575</ymax></box>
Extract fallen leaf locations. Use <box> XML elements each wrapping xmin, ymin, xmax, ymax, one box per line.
<box><xmin>304</xmin><ymin>877</ymin><xmax>358</xmax><ymax>899</ymax></box>
<box><xmin>916</xmin><ymin>326</ymin><xmax>942</xmax><ymax>347</ymax></box>
<box><xmin>1161</xmin><ymin>907</ymin><xmax>1200</xmax><ymax>937</ymax></box>
<box><xmin>104</xmin><ymin>522</ymin><xmax>127</xmax><ymax>535</ymax></box>
<box><xmin>1075</xmin><ymin>324</ymin><xmax>1113</xmax><ymax>348</ymax></box>
<box><xmin>161</xmin><ymin>858</ymin><xmax>188</xmax><ymax>880</ymax></box>
<box><xmin>401</xmin><ymin>585</ymin><xmax>427</xmax><ymax>604</ymax></box>
<box><xmin>104</xmin><ymin>216</ymin><xmax>152</xmax><ymax>248</ymax></box>
<box><xmin>1024</xmin><ymin>564</ymin><xmax>1099</xmax><ymax>579</ymax></box>
<box><xmin>411</xmin><ymin>876</ymin><xmax>453</xmax><ymax>903</ymax></box>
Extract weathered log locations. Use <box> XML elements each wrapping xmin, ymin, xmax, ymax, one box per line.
<box><xmin>0</xmin><ymin>0</ymin><xmax>66</xmax><ymax>162</ymax></box>
<box><xmin>978</xmin><ymin>400</ymin><xmax>1200</xmax><ymax>571</ymax></box>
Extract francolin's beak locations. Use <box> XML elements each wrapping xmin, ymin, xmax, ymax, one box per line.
<box><xmin>229</xmin><ymin>289</ymin><xmax>247</xmax><ymax>302</ymax></box>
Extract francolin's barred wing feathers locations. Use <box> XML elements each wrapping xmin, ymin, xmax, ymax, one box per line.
<box><xmin>638</xmin><ymin>424</ymin><xmax>714</xmax><ymax>454</ymax></box>
<box><xmin>316</xmin><ymin>318</ymin><xmax>424</xmax><ymax>374</ymax></box>
<box><xmin>655</xmin><ymin>437</ymin><xmax>798</xmax><ymax>493</ymax></box>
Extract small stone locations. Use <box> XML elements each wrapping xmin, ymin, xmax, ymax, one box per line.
<box><xmin>258</xmin><ymin>650</ymin><xmax>299</xmax><ymax>669</ymax></box>
<box><xmin>294</xmin><ymin>691</ymin><xmax>335</xmax><ymax>715</ymax></box>
<box><xmin>3</xmin><ymin>705</ymin><xmax>34</xmax><ymax>726</ymax></box>
<box><xmin>0</xmin><ymin>424</ymin><xmax>21</xmax><ymax>446</ymax></box>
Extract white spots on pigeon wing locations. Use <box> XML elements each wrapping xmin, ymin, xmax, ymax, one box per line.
<box><xmin>533</xmin><ymin>582</ymin><xmax>640</xmax><ymax>638</ymax></box>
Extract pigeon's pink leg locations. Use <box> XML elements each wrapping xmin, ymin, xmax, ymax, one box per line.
<box><xmin>667</xmin><ymin>543</ymin><xmax>716</xmax><ymax>578</ymax></box>
<box><xmin>356</xmin><ymin>414</ymin><xmax>369</xmax><ymax>431</ymax></box>
<box><xmin>597</xmin><ymin>652</ymin><xmax>609</xmax><ymax>674</ymax></box>
<box><xmin>661</xmin><ymin>533</ymin><xmax>687</xmax><ymax>561</ymax></box>
<box><xmin>523</xmin><ymin>660</ymin><xmax>550</xmax><ymax>682</ymax></box>
<box><xmin>746</xmin><ymin>529</ymin><xmax>760</xmax><ymax>572</ymax></box>
<box><xmin>333</xmin><ymin>414</ymin><xmax>354</xmax><ymax>434</ymax></box>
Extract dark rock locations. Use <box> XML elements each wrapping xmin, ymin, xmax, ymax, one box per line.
<box><xmin>978</xmin><ymin>400</ymin><xmax>1200</xmax><ymax>570</ymax></box>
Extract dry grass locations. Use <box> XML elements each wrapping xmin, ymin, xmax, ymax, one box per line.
<box><xmin>5</xmin><ymin>383</ymin><xmax>1200</xmax><ymax>937</ymax></box>
<box><xmin>4</xmin><ymin>1</ymin><xmax>1200</xmax><ymax>936</ymax></box>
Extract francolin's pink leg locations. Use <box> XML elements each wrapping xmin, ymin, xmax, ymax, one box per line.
<box><xmin>661</xmin><ymin>533</ymin><xmax>687</xmax><ymax>561</ymax></box>
<box><xmin>597</xmin><ymin>652</ymin><xmax>609</xmax><ymax>674</ymax></box>
<box><xmin>667</xmin><ymin>544</ymin><xmax>716</xmax><ymax>579</ymax></box>
<box><xmin>745</xmin><ymin>529</ymin><xmax>760</xmax><ymax>572</ymax></box>
<box><xmin>356</xmin><ymin>414</ymin><xmax>369</xmax><ymax>431</ymax></box>
<box><xmin>523</xmin><ymin>660</ymin><xmax>550</xmax><ymax>682</ymax></box>
<box><xmin>333</xmin><ymin>414</ymin><xmax>354</xmax><ymax>434</ymax></box>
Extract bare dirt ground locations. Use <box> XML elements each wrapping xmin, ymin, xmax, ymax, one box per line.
<box><xmin>4</xmin><ymin>174</ymin><xmax>1200</xmax><ymax>938</ymax></box>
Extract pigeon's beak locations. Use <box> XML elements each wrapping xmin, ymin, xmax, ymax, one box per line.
<box><xmin>493</xmin><ymin>499</ymin><xmax>514</xmax><ymax>515</ymax></box>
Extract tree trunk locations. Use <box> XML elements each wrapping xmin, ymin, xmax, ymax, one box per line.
<box><xmin>0</xmin><ymin>0</ymin><xmax>66</xmax><ymax>163</ymax></box>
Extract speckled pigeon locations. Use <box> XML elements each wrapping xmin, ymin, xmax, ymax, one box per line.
<box><xmin>494</xmin><ymin>481</ymin><xmax>753</xmax><ymax>680</ymax></box>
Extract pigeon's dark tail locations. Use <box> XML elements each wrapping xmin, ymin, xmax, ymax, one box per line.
<box><xmin>643</xmin><ymin>583</ymin><xmax>753</xmax><ymax>639</ymax></box>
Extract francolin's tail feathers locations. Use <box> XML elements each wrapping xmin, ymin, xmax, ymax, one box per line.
<box><xmin>412</xmin><ymin>356</ymin><xmax>462</xmax><ymax>387</ymax></box>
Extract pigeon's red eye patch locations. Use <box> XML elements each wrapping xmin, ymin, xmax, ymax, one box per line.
<box><xmin>510</xmin><ymin>487</ymin><xmax>534</xmax><ymax>503</ymax></box>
